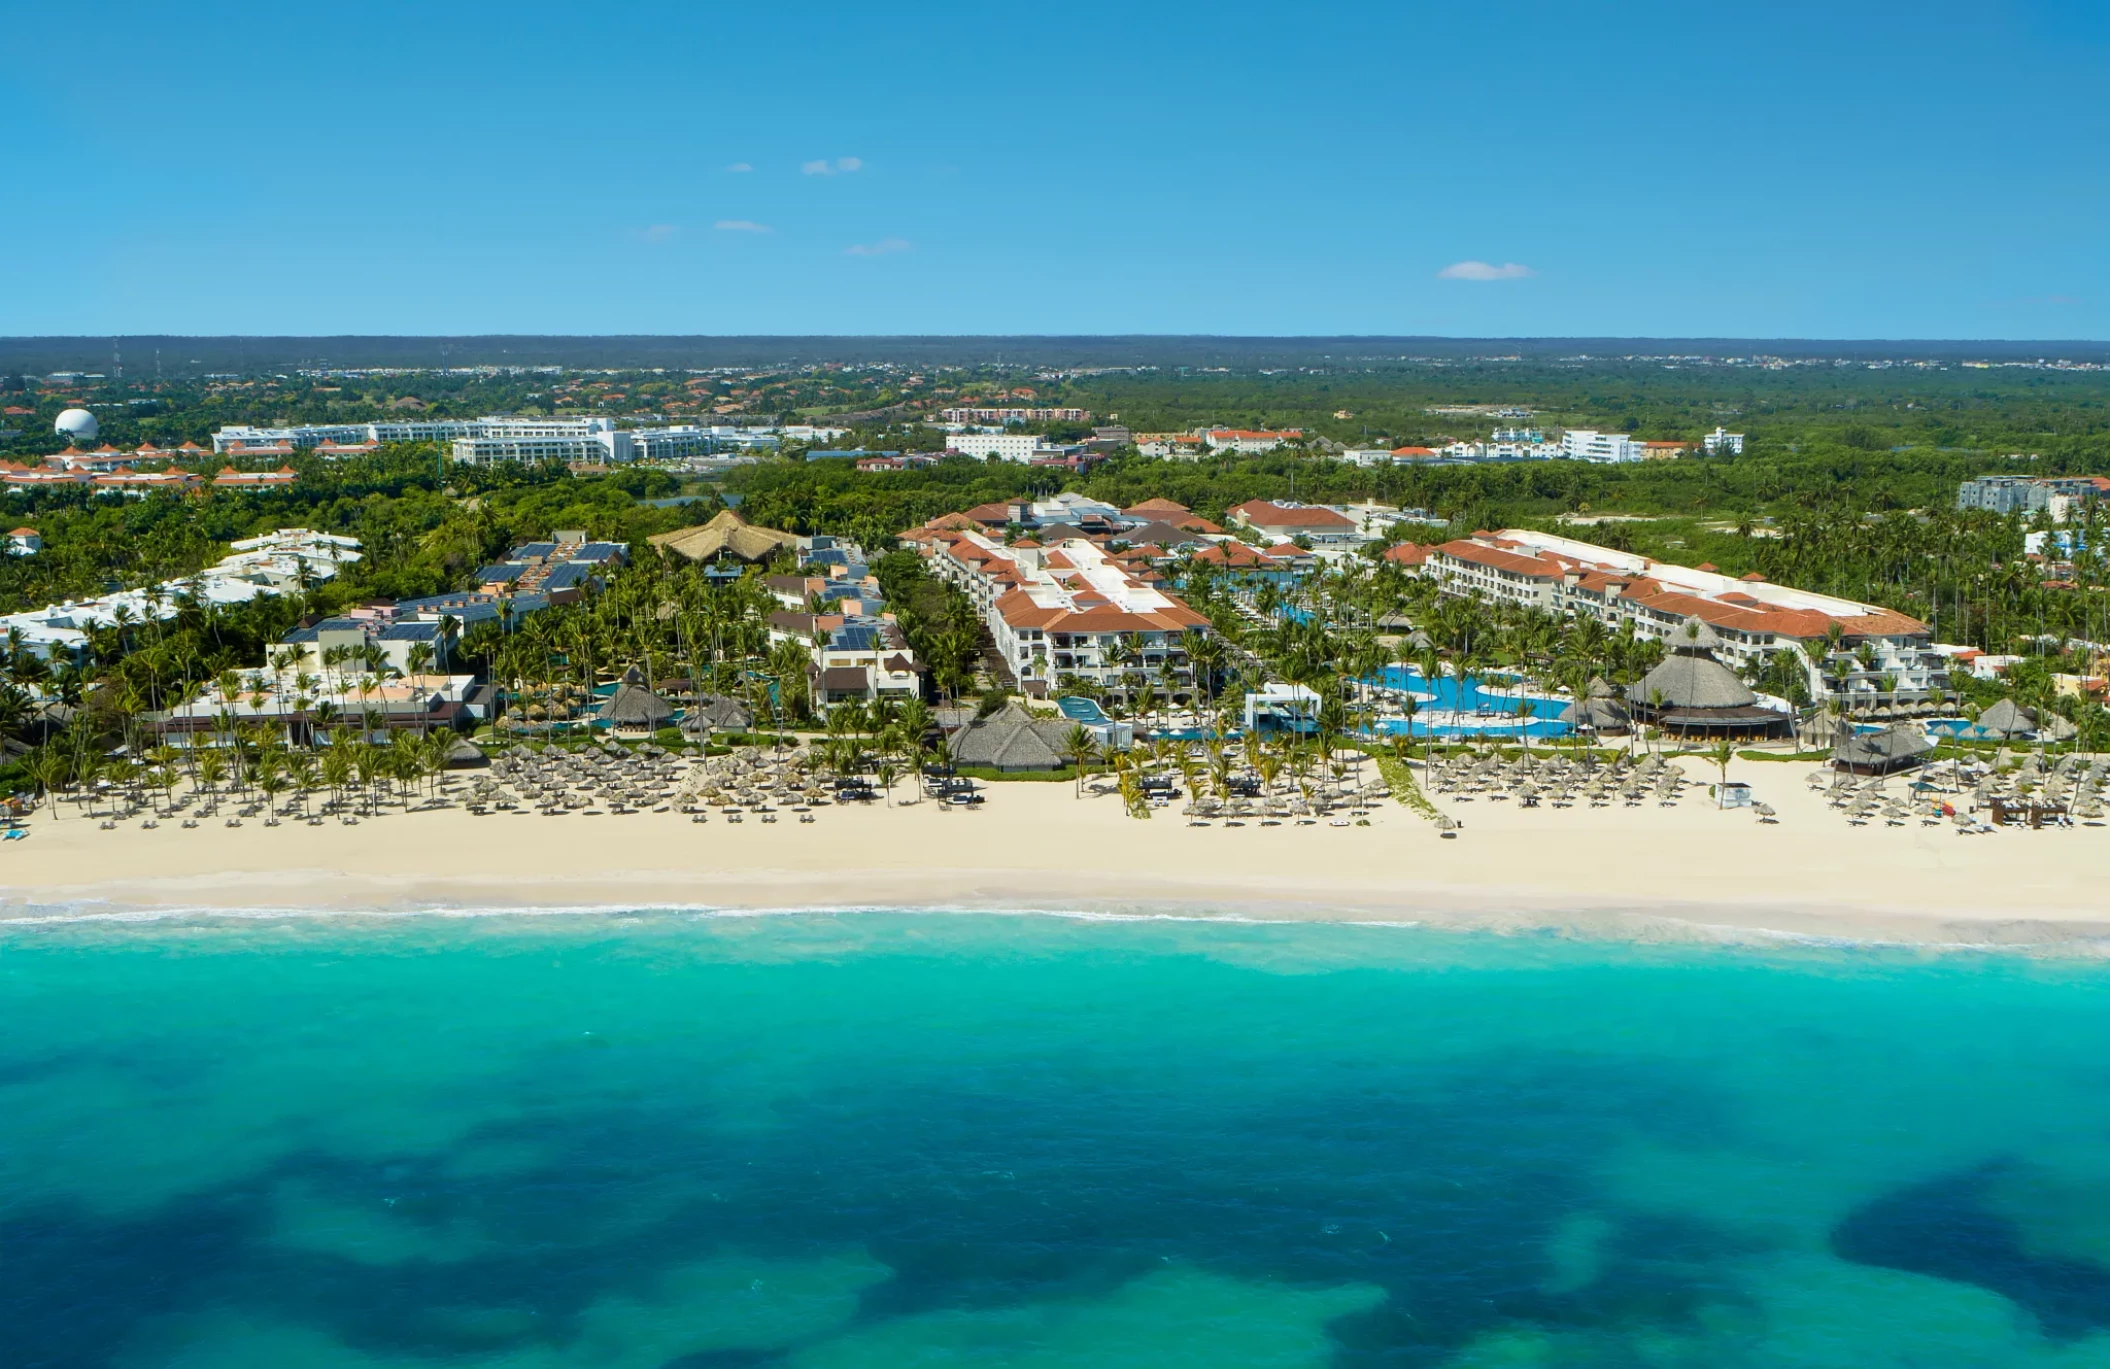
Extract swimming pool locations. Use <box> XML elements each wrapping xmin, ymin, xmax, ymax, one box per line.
<box><xmin>1363</xmin><ymin>667</ymin><xmax>1574</xmax><ymax>739</ymax></box>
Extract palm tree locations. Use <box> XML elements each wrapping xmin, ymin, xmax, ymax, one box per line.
<box><xmin>27</xmin><ymin>748</ymin><xmax>68</xmax><ymax>820</ymax></box>
<box><xmin>1060</xmin><ymin>723</ymin><xmax>1099</xmax><ymax>797</ymax></box>
<box><xmin>1705</xmin><ymin>737</ymin><xmax>1736</xmax><ymax>805</ymax></box>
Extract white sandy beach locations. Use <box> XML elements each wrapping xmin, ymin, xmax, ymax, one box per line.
<box><xmin>2</xmin><ymin>755</ymin><xmax>2104</xmax><ymax>947</ymax></box>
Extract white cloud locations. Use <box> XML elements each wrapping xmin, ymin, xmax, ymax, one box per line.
<box><xmin>1437</xmin><ymin>260</ymin><xmax>1533</xmax><ymax>281</ymax></box>
<box><xmin>845</xmin><ymin>237</ymin><xmax>911</xmax><ymax>257</ymax></box>
<box><xmin>636</xmin><ymin>224</ymin><xmax>679</xmax><ymax>243</ymax></box>
<box><xmin>802</xmin><ymin>157</ymin><xmax>863</xmax><ymax>175</ymax></box>
<box><xmin>725</xmin><ymin>162</ymin><xmax>753</xmax><ymax>173</ymax></box>
<box><xmin>714</xmin><ymin>220</ymin><xmax>772</xmax><ymax>233</ymax></box>
<box><xmin>835</xmin><ymin>156</ymin><xmax>863</xmax><ymax>173</ymax></box>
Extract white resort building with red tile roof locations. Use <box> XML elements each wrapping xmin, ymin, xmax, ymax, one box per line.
<box><xmin>922</xmin><ymin>529</ymin><xmax>1210</xmax><ymax>700</ymax></box>
<box><xmin>1428</xmin><ymin>529</ymin><xmax>1951</xmax><ymax>705</ymax></box>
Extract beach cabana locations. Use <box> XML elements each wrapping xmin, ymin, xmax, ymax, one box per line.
<box><xmin>950</xmin><ymin>702</ymin><xmax>1072</xmax><ymax>772</ymax></box>
<box><xmin>1798</xmin><ymin>709</ymin><xmax>1845</xmax><ymax>750</ymax></box>
<box><xmin>598</xmin><ymin>666</ymin><xmax>676</xmax><ymax>735</ymax></box>
<box><xmin>680</xmin><ymin>693</ymin><xmax>755</xmax><ymax>741</ymax></box>
<box><xmin>1974</xmin><ymin>699</ymin><xmax>2037</xmax><ymax>739</ymax></box>
<box><xmin>1561</xmin><ymin>677</ymin><xmax>1630</xmax><ymax>735</ymax></box>
<box><xmin>1627</xmin><ymin>617</ymin><xmax>1793</xmax><ymax>740</ymax></box>
<box><xmin>1832</xmin><ymin>722</ymin><xmax>1933</xmax><ymax>776</ymax></box>
<box><xmin>444</xmin><ymin>737</ymin><xmax>489</xmax><ymax>769</ymax></box>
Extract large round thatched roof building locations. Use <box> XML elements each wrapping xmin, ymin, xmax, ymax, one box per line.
<box><xmin>1628</xmin><ymin>617</ymin><xmax>1792</xmax><ymax>739</ymax></box>
<box><xmin>598</xmin><ymin>666</ymin><xmax>676</xmax><ymax>732</ymax></box>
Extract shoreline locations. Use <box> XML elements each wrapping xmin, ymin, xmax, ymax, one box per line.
<box><xmin>6</xmin><ymin>755</ymin><xmax>2106</xmax><ymax>951</ymax></box>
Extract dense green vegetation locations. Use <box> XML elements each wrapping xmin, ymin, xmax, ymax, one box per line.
<box><xmin>4</xmin><ymin>354</ymin><xmax>2110</xmax><ymax>808</ymax></box>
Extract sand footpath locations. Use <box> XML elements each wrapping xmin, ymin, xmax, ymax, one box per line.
<box><xmin>2</xmin><ymin>756</ymin><xmax>2103</xmax><ymax>948</ymax></box>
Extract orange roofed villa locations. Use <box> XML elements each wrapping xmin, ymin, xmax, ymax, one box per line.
<box><xmin>1426</xmin><ymin>529</ymin><xmax>1951</xmax><ymax>710</ymax></box>
<box><xmin>921</xmin><ymin>530</ymin><xmax>1210</xmax><ymax>701</ymax></box>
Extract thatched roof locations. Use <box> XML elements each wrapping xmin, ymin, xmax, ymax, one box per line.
<box><xmin>1630</xmin><ymin>652</ymin><xmax>1756</xmax><ymax>712</ymax></box>
<box><xmin>1798</xmin><ymin>710</ymin><xmax>1846</xmax><ymax>747</ymax></box>
<box><xmin>444</xmin><ymin>737</ymin><xmax>488</xmax><ymax>768</ymax></box>
<box><xmin>1665</xmin><ymin>615</ymin><xmax>1725</xmax><ymax>656</ymax></box>
<box><xmin>1834</xmin><ymin>722</ymin><xmax>1933</xmax><ymax>773</ymax></box>
<box><xmin>648</xmin><ymin>509</ymin><xmax>798</xmax><ymax>564</ymax></box>
<box><xmin>598</xmin><ymin>665</ymin><xmax>675</xmax><ymax>726</ymax></box>
<box><xmin>680</xmin><ymin>693</ymin><xmax>754</xmax><ymax>735</ymax></box>
<box><xmin>950</xmin><ymin>701</ymin><xmax>1072</xmax><ymax>771</ymax></box>
<box><xmin>1559</xmin><ymin>696</ymin><xmax>1630</xmax><ymax>733</ymax></box>
<box><xmin>1975</xmin><ymin>698</ymin><xmax>2037</xmax><ymax>738</ymax></box>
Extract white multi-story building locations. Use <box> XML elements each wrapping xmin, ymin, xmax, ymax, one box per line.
<box><xmin>939</xmin><ymin>407</ymin><xmax>1089</xmax><ymax>425</ymax></box>
<box><xmin>1204</xmin><ymin>428</ymin><xmax>1302</xmax><ymax>454</ymax></box>
<box><xmin>921</xmin><ymin>530</ymin><xmax>1209</xmax><ymax>699</ymax></box>
<box><xmin>1425</xmin><ymin>528</ymin><xmax>1946</xmax><ymax>704</ymax></box>
<box><xmin>1558</xmin><ymin>430</ymin><xmax>1643</xmax><ymax>463</ymax></box>
<box><xmin>1704</xmin><ymin>427</ymin><xmax>1746</xmax><ymax>456</ymax></box>
<box><xmin>215</xmin><ymin>416</ymin><xmax>748</xmax><ymax>465</ymax></box>
<box><xmin>0</xmin><ymin>529</ymin><xmax>363</xmax><ymax>660</ymax></box>
<box><xmin>946</xmin><ymin>432</ymin><xmax>1056</xmax><ymax>462</ymax></box>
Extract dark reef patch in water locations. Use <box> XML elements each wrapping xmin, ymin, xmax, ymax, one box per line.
<box><xmin>0</xmin><ymin>1052</ymin><xmax>1756</xmax><ymax>1369</ymax></box>
<box><xmin>1834</xmin><ymin>1162</ymin><xmax>2110</xmax><ymax>1338</ymax></box>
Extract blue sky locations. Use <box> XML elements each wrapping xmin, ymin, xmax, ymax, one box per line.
<box><xmin>2</xmin><ymin>1</ymin><xmax>2105</xmax><ymax>339</ymax></box>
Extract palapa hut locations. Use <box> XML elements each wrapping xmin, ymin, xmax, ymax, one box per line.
<box><xmin>444</xmin><ymin>736</ymin><xmax>489</xmax><ymax>769</ymax></box>
<box><xmin>1628</xmin><ymin>617</ymin><xmax>1793</xmax><ymax>740</ymax></box>
<box><xmin>1797</xmin><ymin>708</ymin><xmax>1846</xmax><ymax>750</ymax></box>
<box><xmin>1832</xmin><ymin>722</ymin><xmax>1933</xmax><ymax>776</ymax></box>
<box><xmin>599</xmin><ymin>665</ymin><xmax>676</xmax><ymax>735</ymax></box>
<box><xmin>1972</xmin><ymin>697</ymin><xmax>2074</xmax><ymax>742</ymax></box>
<box><xmin>949</xmin><ymin>701</ymin><xmax>1073</xmax><ymax>772</ymax></box>
<box><xmin>1560</xmin><ymin>676</ymin><xmax>1631</xmax><ymax>735</ymax></box>
<box><xmin>680</xmin><ymin>693</ymin><xmax>755</xmax><ymax>741</ymax></box>
<box><xmin>648</xmin><ymin>509</ymin><xmax>800</xmax><ymax>565</ymax></box>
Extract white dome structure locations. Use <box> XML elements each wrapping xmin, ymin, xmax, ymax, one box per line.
<box><xmin>54</xmin><ymin>408</ymin><xmax>98</xmax><ymax>442</ymax></box>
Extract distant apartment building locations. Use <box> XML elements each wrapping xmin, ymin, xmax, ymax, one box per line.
<box><xmin>945</xmin><ymin>431</ymin><xmax>1057</xmax><ymax>462</ymax></box>
<box><xmin>1204</xmin><ymin>428</ymin><xmax>1303</xmax><ymax>454</ymax></box>
<box><xmin>1136</xmin><ymin>433</ymin><xmax>1207</xmax><ymax>459</ymax></box>
<box><xmin>939</xmin><ymin>407</ymin><xmax>1089</xmax><ymax>424</ymax></box>
<box><xmin>1558</xmin><ymin>430</ymin><xmax>1644</xmax><ymax>463</ymax></box>
<box><xmin>1957</xmin><ymin>474</ymin><xmax>2110</xmax><ymax>520</ymax></box>
<box><xmin>1703</xmin><ymin>426</ymin><xmax>1746</xmax><ymax>456</ymax></box>
<box><xmin>213</xmin><ymin>416</ymin><xmax>740</xmax><ymax>465</ymax></box>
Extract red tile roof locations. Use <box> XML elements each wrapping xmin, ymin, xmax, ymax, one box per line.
<box><xmin>1230</xmin><ymin>500</ymin><xmax>1356</xmax><ymax>530</ymax></box>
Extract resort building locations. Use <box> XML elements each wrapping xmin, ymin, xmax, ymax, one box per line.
<box><xmin>211</xmin><ymin>417</ymin><xmax>741</xmax><ymax>465</ymax></box>
<box><xmin>1703</xmin><ymin>427</ymin><xmax>1746</xmax><ymax>456</ymax></box>
<box><xmin>1428</xmin><ymin>529</ymin><xmax>1946</xmax><ymax>706</ymax></box>
<box><xmin>1957</xmin><ymin>474</ymin><xmax>2110</xmax><ymax>520</ymax></box>
<box><xmin>1204</xmin><ymin>428</ymin><xmax>1304</xmax><ymax>454</ymax></box>
<box><xmin>1557</xmin><ymin>430</ymin><xmax>1644</xmax><ymax>463</ymax></box>
<box><xmin>944</xmin><ymin>432</ymin><xmax>1061</xmax><ymax>462</ymax></box>
<box><xmin>0</xmin><ymin>529</ymin><xmax>363</xmax><ymax>659</ymax></box>
<box><xmin>473</xmin><ymin>533</ymin><xmax>628</xmax><ymax>599</ymax></box>
<box><xmin>938</xmin><ymin>406</ymin><xmax>1090</xmax><ymax>424</ymax></box>
<box><xmin>149</xmin><ymin>667</ymin><xmax>491</xmax><ymax>746</ymax></box>
<box><xmin>922</xmin><ymin>529</ymin><xmax>1209</xmax><ymax>700</ymax></box>
<box><xmin>1227</xmin><ymin>501</ymin><xmax>1364</xmax><ymax>547</ymax></box>
<box><xmin>212</xmin><ymin>465</ymin><xmax>299</xmax><ymax>490</ymax></box>
<box><xmin>279</xmin><ymin>612</ymin><xmax>453</xmax><ymax>676</ymax></box>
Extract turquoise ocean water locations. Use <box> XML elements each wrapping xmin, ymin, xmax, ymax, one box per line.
<box><xmin>7</xmin><ymin>910</ymin><xmax>2110</xmax><ymax>1367</ymax></box>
